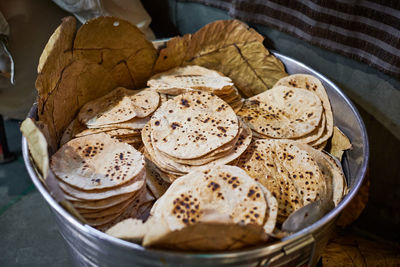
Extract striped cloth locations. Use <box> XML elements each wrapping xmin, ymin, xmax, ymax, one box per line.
<box><xmin>182</xmin><ymin>0</ymin><xmax>400</xmax><ymax>79</ymax></box>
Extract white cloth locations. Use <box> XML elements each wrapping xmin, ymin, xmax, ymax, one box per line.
<box><xmin>52</xmin><ymin>0</ymin><xmax>155</xmax><ymax>39</ymax></box>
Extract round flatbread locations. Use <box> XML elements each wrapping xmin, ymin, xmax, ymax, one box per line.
<box><xmin>77</xmin><ymin>193</ymin><xmax>139</xmax><ymax>216</ymax></box>
<box><xmin>238</xmin><ymin>86</ymin><xmax>323</xmax><ymax>139</ymax></box>
<box><xmin>70</xmin><ymin>193</ymin><xmax>135</xmax><ymax>209</ymax></box>
<box><xmin>295</xmin><ymin>113</ymin><xmax>326</xmax><ymax>145</ymax></box>
<box><xmin>293</xmin><ymin>143</ymin><xmax>347</xmax><ymax>206</ymax></box>
<box><xmin>60</xmin><ymin>118</ymin><xmax>86</xmax><ymax>146</ymax></box>
<box><xmin>79</xmin><ymin>87</ymin><xmax>138</xmax><ymax>126</ymax></box>
<box><xmin>143</xmin><ymin>165</ymin><xmax>276</xmax><ymax>250</ymax></box>
<box><xmin>74</xmin><ymin>126</ymin><xmax>119</xmax><ymax>138</ymax></box>
<box><xmin>153</xmin><ymin>121</ymin><xmax>252</xmax><ymax>173</ymax></box>
<box><xmin>274</xmin><ymin>74</ymin><xmax>333</xmax><ymax>144</ymax></box>
<box><xmin>236</xmin><ymin>139</ymin><xmax>326</xmax><ymax>223</ymax></box>
<box><xmin>88</xmin><ymin>117</ymin><xmax>150</xmax><ymax>130</ymax></box>
<box><xmin>150</xmin><ymin>91</ymin><xmax>239</xmax><ymax>159</ymax></box>
<box><xmin>141</xmin><ymin>123</ymin><xmax>186</xmax><ymax>176</ymax></box>
<box><xmin>148</xmin><ymin>65</ymin><xmax>233</xmax><ymax>95</ymax></box>
<box><xmin>51</xmin><ymin>133</ymin><xmax>145</xmax><ymax>190</ymax></box>
<box><xmin>57</xmin><ymin>170</ymin><xmax>145</xmax><ymax>201</ymax></box>
<box><xmin>78</xmin><ymin>87</ymin><xmax>159</xmax><ymax>127</ymax></box>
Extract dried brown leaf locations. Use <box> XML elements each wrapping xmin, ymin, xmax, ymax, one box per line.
<box><xmin>189</xmin><ymin>42</ymin><xmax>286</xmax><ymax>97</ymax></box>
<box><xmin>35</xmin><ymin>17</ymin><xmax>76</xmax><ymax>128</ymax></box>
<box><xmin>336</xmin><ymin>176</ymin><xmax>369</xmax><ymax>227</ymax></box>
<box><xmin>322</xmin><ymin>231</ymin><xmax>400</xmax><ymax>267</ymax></box>
<box><xmin>153</xmin><ymin>35</ymin><xmax>191</xmax><ymax>74</ymax></box>
<box><xmin>20</xmin><ymin>118</ymin><xmax>49</xmax><ymax>181</ymax></box>
<box><xmin>36</xmin><ymin>16</ymin><xmax>76</xmax><ymax>116</ymax></box>
<box><xmin>153</xmin><ymin>20</ymin><xmax>287</xmax><ymax>97</ymax></box>
<box><xmin>38</xmin><ymin>60</ymin><xmax>118</xmax><ymax>149</ymax></box>
<box><xmin>73</xmin><ymin>16</ymin><xmax>157</xmax><ymax>88</ymax></box>
<box><xmin>185</xmin><ymin>19</ymin><xmax>264</xmax><ymax>59</ymax></box>
<box><xmin>329</xmin><ymin>126</ymin><xmax>352</xmax><ymax>161</ymax></box>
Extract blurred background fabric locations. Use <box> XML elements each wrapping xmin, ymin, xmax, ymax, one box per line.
<box><xmin>183</xmin><ymin>0</ymin><xmax>400</xmax><ymax>80</ymax></box>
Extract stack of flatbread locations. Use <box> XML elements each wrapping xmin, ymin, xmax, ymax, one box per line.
<box><xmin>236</xmin><ymin>139</ymin><xmax>346</xmax><ymax>224</ymax></box>
<box><xmin>142</xmin><ymin>91</ymin><xmax>252</xmax><ymax>183</ymax></box>
<box><xmin>60</xmin><ymin>87</ymin><xmax>160</xmax><ymax>149</ymax></box>
<box><xmin>148</xmin><ymin>65</ymin><xmax>244</xmax><ymax>113</ymax></box>
<box><xmin>51</xmin><ymin>133</ymin><xmax>154</xmax><ymax>230</ymax></box>
<box><xmin>106</xmin><ymin>165</ymin><xmax>278</xmax><ymax>250</ymax></box>
<box><xmin>238</xmin><ymin>74</ymin><xmax>333</xmax><ymax>150</ymax></box>
<box><xmin>27</xmin><ymin>16</ymin><xmax>355</xmax><ymax>251</ymax></box>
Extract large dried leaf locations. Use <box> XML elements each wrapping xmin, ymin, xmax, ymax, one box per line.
<box><xmin>185</xmin><ymin>19</ymin><xmax>264</xmax><ymax>59</ymax></box>
<box><xmin>36</xmin><ymin>16</ymin><xmax>76</xmax><ymax>115</ymax></box>
<box><xmin>153</xmin><ymin>35</ymin><xmax>191</xmax><ymax>74</ymax></box>
<box><xmin>189</xmin><ymin>42</ymin><xmax>286</xmax><ymax>97</ymax></box>
<box><xmin>73</xmin><ymin>16</ymin><xmax>157</xmax><ymax>88</ymax></box>
<box><xmin>20</xmin><ymin>118</ymin><xmax>87</xmax><ymax>223</ymax></box>
<box><xmin>336</xmin><ymin>176</ymin><xmax>369</xmax><ymax>227</ymax></box>
<box><xmin>35</xmin><ymin>17</ymin><xmax>76</xmax><ymax>133</ymax></box>
<box><xmin>38</xmin><ymin>60</ymin><xmax>118</xmax><ymax>150</ymax></box>
<box><xmin>322</xmin><ymin>231</ymin><xmax>400</xmax><ymax>266</ymax></box>
<box><xmin>20</xmin><ymin>118</ymin><xmax>49</xmax><ymax>181</ymax></box>
<box><xmin>153</xmin><ymin>20</ymin><xmax>287</xmax><ymax>97</ymax></box>
<box><xmin>329</xmin><ymin>126</ymin><xmax>352</xmax><ymax>161</ymax></box>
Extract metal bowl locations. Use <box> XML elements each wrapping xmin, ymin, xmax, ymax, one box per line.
<box><xmin>22</xmin><ymin>52</ymin><xmax>369</xmax><ymax>266</ymax></box>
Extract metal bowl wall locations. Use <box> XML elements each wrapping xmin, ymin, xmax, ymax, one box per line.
<box><xmin>22</xmin><ymin>52</ymin><xmax>369</xmax><ymax>267</ymax></box>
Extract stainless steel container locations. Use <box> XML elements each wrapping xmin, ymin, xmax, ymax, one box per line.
<box><xmin>22</xmin><ymin>52</ymin><xmax>369</xmax><ymax>266</ymax></box>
